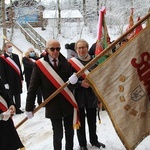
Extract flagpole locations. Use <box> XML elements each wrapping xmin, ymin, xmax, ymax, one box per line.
<box><xmin>76</xmin><ymin>12</ymin><xmax>150</xmax><ymax>76</ymax></box>
<box><xmin>15</xmin><ymin>12</ymin><xmax>150</xmax><ymax>129</ymax></box>
<box><xmin>97</xmin><ymin>6</ymin><xmax>106</xmax><ymax>41</ymax></box>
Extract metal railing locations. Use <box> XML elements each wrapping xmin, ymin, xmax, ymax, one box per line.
<box><xmin>26</xmin><ymin>22</ymin><xmax>46</xmax><ymax>46</ymax></box>
<box><xmin>16</xmin><ymin>22</ymin><xmax>46</xmax><ymax>52</ymax></box>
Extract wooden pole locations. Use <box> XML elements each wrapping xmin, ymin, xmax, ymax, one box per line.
<box><xmin>15</xmin><ymin>12</ymin><xmax>150</xmax><ymax>129</ymax></box>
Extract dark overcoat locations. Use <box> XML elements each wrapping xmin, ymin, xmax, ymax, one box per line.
<box><xmin>26</xmin><ymin>53</ymin><xmax>75</xmax><ymax>119</ymax></box>
<box><xmin>22</xmin><ymin>56</ymin><xmax>39</xmax><ymax>84</ymax></box>
<box><xmin>73</xmin><ymin>58</ymin><xmax>98</xmax><ymax>108</ymax></box>
<box><xmin>0</xmin><ymin>77</ymin><xmax>24</xmax><ymax>150</ymax></box>
<box><xmin>0</xmin><ymin>53</ymin><xmax>23</xmax><ymax>95</ymax></box>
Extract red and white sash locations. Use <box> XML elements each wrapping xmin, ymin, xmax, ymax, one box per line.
<box><xmin>0</xmin><ymin>55</ymin><xmax>21</xmax><ymax>77</ymax></box>
<box><xmin>0</xmin><ymin>96</ymin><xmax>8</xmax><ymax>112</ymax></box>
<box><xmin>36</xmin><ymin>59</ymin><xmax>80</xmax><ymax>129</ymax></box>
<box><xmin>68</xmin><ymin>57</ymin><xmax>90</xmax><ymax>79</ymax></box>
<box><xmin>28</xmin><ymin>58</ymin><xmax>36</xmax><ymax>63</ymax></box>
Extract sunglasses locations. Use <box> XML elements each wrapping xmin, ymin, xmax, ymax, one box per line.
<box><xmin>46</xmin><ymin>47</ymin><xmax>61</xmax><ymax>52</ymax></box>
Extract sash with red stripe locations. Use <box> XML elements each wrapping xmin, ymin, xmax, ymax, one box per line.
<box><xmin>28</xmin><ymin>58</ymin><xmax>36</xmax><ymax>63</ymax></box>
<box><xmin>68</xmin><ymin>57</ymin><xmax>90</xmax><ymax>79</ymax></box>
<box><xmin>0</xmin><ymin>96</ymin><xmax>8</xmax><ymax>112</ymax></box>
<box><xmin>0</xmin><ymin>55</ymin><xmax>21</xmax><ymax>77</ymax></box>
<box><xmin>69</xmin><ymin>57</ymin><xmax>101</xmax><ymax>123</ymax></box>
<box><xmin>36</xmin><ymin>59</ymin><xmax>80</xmax><ymax>129</ymax></box>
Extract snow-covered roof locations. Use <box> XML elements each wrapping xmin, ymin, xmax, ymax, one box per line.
<box><xmin>43</xmin><ymin>9</ymin><xmax>83</xmax><ymax>19</ymax></box>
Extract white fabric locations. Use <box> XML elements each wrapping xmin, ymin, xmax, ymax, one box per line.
<box><xmin>4</xmin><ymin>84</ymin><xmax>9</xmax><ymax>89</ymax></box>
<box><xmin>26</xmin><ymin>111</ymin><xmax>33</xmax><ymax>119</ymax></box>
<box><xmin>2</xmin><ymin>110</ymin><xmax>11</xmax><ymax>121</ymax></box>
<box><xmin>68</xmin><ymin>73</ymin><xmax>78</xmax><ymax>84</ymax></box>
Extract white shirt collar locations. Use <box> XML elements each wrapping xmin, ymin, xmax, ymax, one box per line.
<box><xmin>6</xmin><ymin>52</ymin><xmax>12</xmax><ymax>56</ymax></box>
<box><xmin>48</xmin><ymin>55</ymin><xmax>59</xmax><ymax>64</ymax></box>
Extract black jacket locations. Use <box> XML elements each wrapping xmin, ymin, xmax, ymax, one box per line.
<box><xmin>0</xmin><ymin>53</ymin><xmax>23</xmax><ymax>94</ymax></box>
<box><xmin>74</xmin><ymin>57</ymin><xmax>98</xmax><ymax>108</ymax></box>
<box><xmin>22</xmin><ymin>56</ymin><xmax>39</xmax><ymax>83</ymax></box>
<box><xmin>26</xmin><ymin>53</ymin><xmax>75</xmax><ymax>119</ymax></box>
<box><xmin>0</xmin><ymin>77</ymin><xmax>24</xmax><ymax>150</ymax></box>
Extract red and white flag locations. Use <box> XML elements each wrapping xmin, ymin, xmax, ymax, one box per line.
<box><xmin>126</xmin><ymin>8</ymin><xmax>135</xmax><ymax>40</ymax></box>
<box><xmin>134</xmin><ymin>15</ymin><xmax>143</xmax><ymax>35</ymax></box>
<box><xmin>95</xmin><ymin>6</ymin><xmax>110</xmax><ymax>63</ymax></box>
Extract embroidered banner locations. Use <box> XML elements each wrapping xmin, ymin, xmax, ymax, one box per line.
<box><xmin>86</xmin><ymin>26</ymin><xmax>150</xmax><ymax>150</ymax></box>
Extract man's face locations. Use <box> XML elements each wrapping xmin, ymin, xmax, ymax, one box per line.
<box><xmin>4</xmin><ymin>43</ymin><xmax>12</xmax><ymax>53</ymax></box>
<box><xmin>46</xmin><ymin>40</ymin><xmax>61</xmax><ymax>59</ymax></box>
<box><xmin>5</xmin><ymin>43</ymin><xmax>12</xmax><ymax>52</ymax></box>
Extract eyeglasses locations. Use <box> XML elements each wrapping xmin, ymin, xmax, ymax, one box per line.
<box><xmin>77</xmin><ymin>46</ymin><xmax>87</xmax><ymax>50</ymax></box>
<box><xmin>46</xmin><ymin>47</ymin><xmax>61</xmax><ymax>52</ymax></box>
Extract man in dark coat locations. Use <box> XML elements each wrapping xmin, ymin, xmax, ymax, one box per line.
<box><xmin>25</xmin><ymin>39</ymin><xmax>78</xmax><ymax>150</ymax></box>
<box><xmin>0</xmin><ymin>42</ymin><xmax>24</xmax><ymax>114</ymax></box>
<box><xmin>0</xmin><ymin>76</ymin><xmax>25</xmax><ymax>150</ymax></box>
<box><xmin>22</xmin><ymin>48</ymin><xmax>43</xmax><ymax>105</ymax></box>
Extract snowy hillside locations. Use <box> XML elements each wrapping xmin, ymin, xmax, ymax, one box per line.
<box><xmin>0</xmin><ymin>1</ymin><xmax>150</xmax><ymax>149</ymax></box>
<box><xmin>1</xmin><ymin>0</ymin><xmax>150</xmax><ymax>52</ymax></box>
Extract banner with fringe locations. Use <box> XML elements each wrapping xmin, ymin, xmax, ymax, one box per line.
<box><xmin>86</xmin><ymin>26</ymin><xmax>150</xmax><ymax>150</ymax></box>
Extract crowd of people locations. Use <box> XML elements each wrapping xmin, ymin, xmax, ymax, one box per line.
<box><xmin>0</xmin><ymin>37</ymin><xmax>129</xmax><ymax>150</ymax></box>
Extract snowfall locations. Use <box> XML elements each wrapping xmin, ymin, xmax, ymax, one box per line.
<box><xmin>1</xmin><ymin>10</ymin><xmax>150</xmax><ymax>150</ymax></box>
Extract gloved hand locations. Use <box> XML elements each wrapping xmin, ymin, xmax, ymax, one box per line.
<box><xmin>2</xmin><ymin>110</ymin><xmax>11</xmax><ymax>121</ymax></box>
<box><xmin>4</xmin><ymin>84</ymin><xmax>9</xmax><ymax>89</ymax></box>
<box><xmin>68</xmin><ymin>73</ymin><xmax>78</xmax><ymax>84</ymax></box>
<box><xmin>26</xmin><ymin>111</ymin><xmax>33</xmax><ymax>119</ymax></box>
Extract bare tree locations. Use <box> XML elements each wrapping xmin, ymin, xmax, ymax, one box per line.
<box><xmin>57</xmin><ymin>0</ymin><xmax>61</xmax><ymax>34</ymax></box>
<box><xmin>83</xmin><ymin>0</ymin><xmax>87</xmax><ymax>26</ymax></box>
<box><xmin>0</xmin><ymin>1</ymin><xmax>2</xmax><ymax>24</ymax></box>
<box><xmin>97</xmin><ymin>0</ymin><xmax>100</xmax><ymax>15</ymax></box>
<box><xmin>2</xmin><ymin>0</ymin><xmax>7</xmax><ymax>45</ymax></box>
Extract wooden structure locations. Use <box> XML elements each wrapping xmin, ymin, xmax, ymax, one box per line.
<box><xmin>16</xmin><ymin>22</ymin><xmax>46</xmax><ymax>52</ymax></box>
<box><xmin>43</xmin><ymin>9</ymin><xmax>83</xmax><ymax>22</ymax></box>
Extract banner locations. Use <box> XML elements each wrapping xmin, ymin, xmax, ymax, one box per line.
<box><xmin>134</xmin><ymin>15</ymin><xmax>143</xmax><ymax>35</ymax></box>
<box><xmin>86</xmin><ymin>26</ymin><xmax>150</xmax><ymax>150</ymax></box>
<box><xmin>126</xmin><ymin>8</ymin><xmax>135</xmax><ymax>40</ymax></box>
<box><xmin>95</xmin><ymin>6</ymin><xmax>110</xmax><ymax>63</ymax></box>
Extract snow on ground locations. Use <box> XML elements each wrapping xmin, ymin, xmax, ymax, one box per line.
<box><xmin>0</xmin><ymin>9</ymin><xmax>150</xmax><ymax>149</ymax></box>
<box><xmin>11</xmin><ymin>81</ymin><xmax>149</xmax><ymax>150</ymax></box>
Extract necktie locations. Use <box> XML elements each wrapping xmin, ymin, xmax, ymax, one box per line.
<box><xmin>52</xmin><ymin>59</ymin><xmax>57</xmax><ymax>70</ymax></box>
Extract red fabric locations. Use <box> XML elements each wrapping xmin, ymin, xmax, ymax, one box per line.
<box><xmin>36</xmin><ymin>60</ymin><xmax>78</xmax><ymax>110</ymax></box>
<box><xmin>0</xmin><ymin>102</ymin><xmax>7</xmax><ymax>112</ymax></box>
<box><xmin>95</xmin><ymin>42</ymin><xmax>103</xmax><ymax>55</ymax></box>
<box><xmin>68</xmin><ymin>59</ymin><xmax>86</xmax><ymax>79</ymax></box>
<box><xmin>0</xmin><ymin>55</ymin><xmax>20</xmax><ymax>77</ymax></box>
<box><xmin>135</xmin><ymin>16</ymin><xmax>143</xmax><ymax>35</ymax></box>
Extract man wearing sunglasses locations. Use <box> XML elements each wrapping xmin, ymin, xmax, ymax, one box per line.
<box><xmin>25</xmin><ymin>39</ymin><xmax>78</xmax><ymax>150</ymax></box>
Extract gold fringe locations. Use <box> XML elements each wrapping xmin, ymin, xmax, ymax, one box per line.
<box><xmin>99</xmin><ymin>119</ymin><xmax>101</xmax><ymax>124</ymax></box>
<box><xmin>73</xmin><ymin>123</ymin><xmax>80</xmax><ymax>129</ymax></box>
<box><xmin>20</xmin><ymin>147</ymin><xmax>26</xmax><ymax>150</ymax></box>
